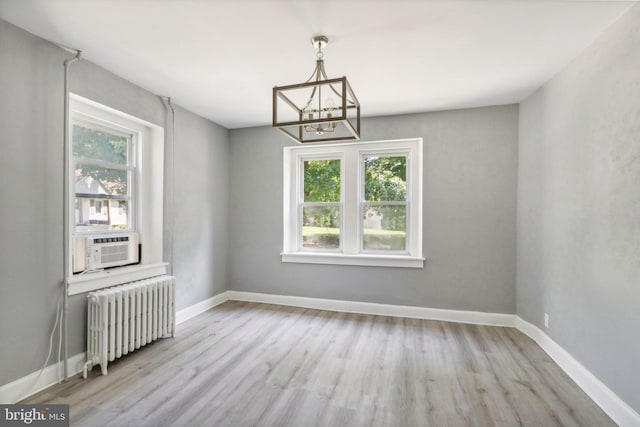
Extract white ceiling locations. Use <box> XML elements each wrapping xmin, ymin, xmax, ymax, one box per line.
<box><xmin>0</xmin><ymin>0</ymin><xmax>635</xmax><ymax>129</ymax></box>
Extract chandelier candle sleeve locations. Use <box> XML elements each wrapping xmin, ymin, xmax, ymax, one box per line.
<box><xmin>273</xmin><ymin>35</ymin><xmax>361</xmax><ymax>143</ymax></box>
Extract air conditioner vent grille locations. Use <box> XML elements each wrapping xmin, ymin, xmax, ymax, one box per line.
<box><xmin>100</xmin><ymin>244</ymin><xmax>129</xmax><ymax>264</ymax></box>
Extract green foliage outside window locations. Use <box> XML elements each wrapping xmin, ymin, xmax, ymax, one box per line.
<box><xmin>304</xmin><ymin>159</ymin><xmax>341</xmax><ymax>203</ymax></box>
<box><xmin>364</xmin><ymin>156</ymin><xmax>406</xmax><ymax>202</ymax></box>
<box><xmin>73</xmin><ymin>124</ymin><xmax>129</xmax><ymax>195</ymax></box>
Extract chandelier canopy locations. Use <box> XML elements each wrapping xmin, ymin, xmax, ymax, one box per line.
<box><xmin>273</xmin><ymin>35</ymin><xmax>361</xmax><ymax>143</ymax></box>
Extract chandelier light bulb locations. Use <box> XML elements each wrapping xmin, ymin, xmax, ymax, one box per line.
<box><xmin>303</xmin><ymin>105</ymin><xmax>314</xmax><ymax>121</ymax></box>
<box><xmin>325</xmin><ymin>98</ymin><xmax>336</xmax><ymax>117</ymax></box>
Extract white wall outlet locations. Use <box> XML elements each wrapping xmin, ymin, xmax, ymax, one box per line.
<box><xmin>544</xmin><ymin>313</ymin><xmax>550</xmax><ymax>328</ymax></box>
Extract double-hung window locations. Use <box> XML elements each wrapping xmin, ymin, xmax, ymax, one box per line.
<box><xmin>301</xmin><ymin>157</ymin><xmax>343</xmax><ymax>250</ymax></box>
<box><xmin>283</xmin><ymin>138</ymin><xmax>424</xmax><ymax>268</ymax></box>
<box><xmin>362</xmin><ymin>154</ymin><xmax>408</xmax><ymax>252</ymax></box>
<box><xmin>72</xmin><ymin>118</ymin><xmax>135</xmax><ymax>233</ymax></box>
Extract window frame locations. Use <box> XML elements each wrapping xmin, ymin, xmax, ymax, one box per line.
<box><xmin>71</xmin><ymin>114</ymin><xmax>137</xmax><ymax>234</ymax></box>
<box><xmin>66</xmin><ymin>94</ymin><xmax>168</xmax><ymax>295</ymax></box>
<box><xmin>298</xmin><ymin>154</ymin><xmax>344</xmax><ymax>253</ymax></box>
<box><xmin>283</xmin><ymin>138</ymin><xmax>424</xmax><ymax>268</ymax></box>
<box><xmin>360</xmin><ymin>150</ymin><xmax>411</xmax><ymax>255</ymax></box>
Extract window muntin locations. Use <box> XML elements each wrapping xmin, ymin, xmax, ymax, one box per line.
<box><xmin>72</xmin><ymin>119</ymin><xmax>135</xmax><ymax>233</ymax></box>
<box><xmin>361</xmin><ymin>154</ymin><xmax>408</xmax><ymax>253</ymax></box>
<box><xmin>300</xmin><ymin>158</ymin><xmax>342</xmax><ymax>250</ymax></box>
<box><xmin>283</xmin><ymin>139</ymin><xmax>423</xmax><ymax>268</ymax></box>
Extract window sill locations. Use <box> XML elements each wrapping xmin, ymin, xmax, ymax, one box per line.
<box><xmin>281</xmin><ymin>252</ymin><xmax>425</xmax><ymax>268</ymax></box>
<box><xmin>67</xmin><ymin>263</ymin><xmax>169</xmax><ymax>296</ymax></box>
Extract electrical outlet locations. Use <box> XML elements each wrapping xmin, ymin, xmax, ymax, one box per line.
<box><xmin>544</xmin><ymin>313</ymin><xmax>549</xmax><ymax>328</ymax></box>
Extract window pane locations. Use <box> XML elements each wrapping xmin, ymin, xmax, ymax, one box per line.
<box><xmin>75</xmin><ymin>163</ymin><xmax>127</xmax><ymax>196</ymax></box>
<box><xmin>364</xmin><ymin>155</ymin><xmax>406</xmax><ymax>201</ymax></box>
<box><xmin>362</xmin><ymin>205</ymin><xmax>406</xmax><ymax>251</ymax></box>
<box><xmin>304</xmin><ymin>159</ymin><xmax>340</xmax><ymax>202</ymax></box>
<box><xmin>302</xmin><ymin>206</ymin><xmax>340</xmax><ymax>249</ymax></box>
<box><xmin>75</xmin><ymin>198</ymin><xmax>129</xmax><ymax>231</ymax></box>
<box><xmin>72</xmin><ymin>124</ymin><xmax>128</xmax><ymax>165</ymax></box>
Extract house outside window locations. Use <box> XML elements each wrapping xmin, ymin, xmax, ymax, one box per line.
<box><xmin>283</xmin><ymin>138</ymin><xmax>424</xmax><ymax>268</ymax></box>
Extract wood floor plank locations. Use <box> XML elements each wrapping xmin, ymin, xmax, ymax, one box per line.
<box><xmin>23</xmin><ymin>301</ymin><xmax>615</xmax><ymax>427</ymax></box>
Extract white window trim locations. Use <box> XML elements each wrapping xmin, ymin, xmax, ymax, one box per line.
<box><xmin>282</xmin><ymin>138</ymin><xmax>424</xmax><ymax>268</ymax></box>
<box><xmin>67</xmin><ymin>94</ymin><xmax>167</xmax><ymax>294</ymax></box>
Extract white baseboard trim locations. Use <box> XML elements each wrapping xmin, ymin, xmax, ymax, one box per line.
<box><xmin>176</xmin><ymin>291</ymin><xmax>231</xmax><ymax>325</ymax></box>
<box><xmin>516</xmin><ymin>317</ymin><xmax>640</xmax><ymax>427</ymax></box>
<box><xmin>0</xmin><ymin>352</ymin><xmax>86</xmax><ymax>404</ymax></box>
<box><xmin>226</xmin><ymin>291</ymin><xmax>516</xmax><ymax>327</ymax></box>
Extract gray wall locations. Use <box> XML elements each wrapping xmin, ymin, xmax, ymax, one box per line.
<box><xmin>0</xmin><ymin>18</ymin><xmax>229</xmax><ymax>386</ymax></box>
<box><xmin>171</xmin><ymin>106</ymin><xmax>229</xmax><ymax>308</ymax></box>
<box><xmin>229</xmin><ymin>106</ymin><xmax>518</xmax><ymax>313</ymax></box>
<box><xmin>517</xmin><ymin>3</ymin><xmax>640</xmax><ymax>412</ymax></box>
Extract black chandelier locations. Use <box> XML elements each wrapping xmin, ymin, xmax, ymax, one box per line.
<box><xmin>272</xmin><ymin>35</ymin><xmax>360</xmax><ymax>143</ymax></box>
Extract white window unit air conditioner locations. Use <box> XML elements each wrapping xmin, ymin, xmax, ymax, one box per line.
<box><xmin>73</xmin><ymin>233</ymin><xmax>139</xmax><ymax>273</ymax></box>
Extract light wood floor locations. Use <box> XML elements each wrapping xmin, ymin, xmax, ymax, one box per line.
<box><xmin>24</xmin><ymin>301</ymin><xmax>614</xmax><ymax>427</ymax></box>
